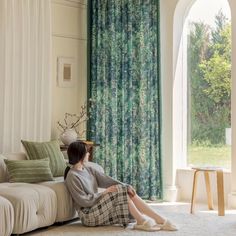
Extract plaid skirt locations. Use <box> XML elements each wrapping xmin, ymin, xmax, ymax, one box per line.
<box><xmin>79</xmin><ymin>184</ymin><xmax>130</xmax><ymax>227</ymax></box>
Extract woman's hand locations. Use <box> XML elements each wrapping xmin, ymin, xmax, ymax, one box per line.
<box><xmin>127</xmin><ymin>185</ymin><xmax>136</xmax><ymax>198</ymax></box>
<box><xmin>103</xmin><ymin>185</ymin><xmax>118</xmax><ymax>195</ymax></box>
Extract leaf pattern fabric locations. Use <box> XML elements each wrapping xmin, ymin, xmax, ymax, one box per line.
<box><xmin>89</xmin><ymin>0</ymin><xmax>162</xmax><ymax>200</ymax></box>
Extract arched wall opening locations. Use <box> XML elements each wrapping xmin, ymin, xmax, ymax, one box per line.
<box><xmin>173</xmin><ymin>0</ymin><xmax>232</xmax><ymax>168</ymax></box>
<box><xmin>161</xmin><ymin>0</ymin><xmax>236</xmax><ymax>206</ymax></box>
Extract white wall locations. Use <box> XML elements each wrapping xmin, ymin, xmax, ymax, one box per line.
<box><xmin>51</xmin><ymin>0</ymin><xmax>87</xmax><ymax>140</ymax></box>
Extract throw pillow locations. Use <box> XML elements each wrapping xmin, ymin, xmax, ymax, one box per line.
<box><xmin>4</xmin><ymin>158</ymin><xmax>54</xmax><ymax>183</ymax></box>
<box><xmin>21</xmin><ymin>140</ymin><xmax>66</xmax><ymax>177</ymax></box>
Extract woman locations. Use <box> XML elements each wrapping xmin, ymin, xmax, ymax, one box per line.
<box><xmin>64</xmin><ymin>141</ymin><xmax>177</xmax><ymax>232</ymax></box>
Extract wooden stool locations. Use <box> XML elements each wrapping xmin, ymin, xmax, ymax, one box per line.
<box><xmin>190</xmin><ymin>167</ymin><xmax>225</xmax><ymax>216</ymax></box>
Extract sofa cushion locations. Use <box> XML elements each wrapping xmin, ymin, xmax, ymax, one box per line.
<box><xmin>0</xmin><ymin>153</ymin><xmax>28</xmax><ymax>183</ymax></box>
<box><xmin>0</xmin><ymin>155</ymin><xmax>8</xmax><ymax>183</ymax></box>
<box><xmin>0</xmin><ymin>196</ymin><xmax>14</xmax><ymax>236</ymax></box>
<box><xmin>21</xmin><ymin>140</ymin><xmax>66</xmax><ymax>177</ymax></box>
<box><xmin>0</xmin><ymin>183</ymin><xmax>57</xmax><ymax>234</ymax></box>
<box><xmin>1</xmin><ymin>152</ymin><xmax>27</xmax><ymax>161</ymax></box>
<box><xmin>39</xmin><ymin>177</ymin><xmax>77</xmax><ymax>222</ymax></box>
<box><xmin>4</xmin><ymin>159</ymin><xmax>53</xmax><ymax>183</ymax></box>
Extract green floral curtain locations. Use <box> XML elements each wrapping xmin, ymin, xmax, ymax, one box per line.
<box><xmin>88</xmin><ymin>0</ymin><xmax>162</xmax><ymax>200</ymax></box>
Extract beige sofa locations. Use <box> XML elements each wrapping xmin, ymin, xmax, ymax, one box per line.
<box><xmin>0</xmin><ymin>152</ymin><xmax>78</xmax><ymax>235</ymax></box>
<box><xmin>0</xmin><ymin>196</ymin><xmax>14</xmax><ymax>236</ymax></box>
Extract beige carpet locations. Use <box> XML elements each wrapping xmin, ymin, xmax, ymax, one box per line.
<box><xmin>24</xmin><ymin>203</ymin><xmax>236</xmax><ymax>236</ymax></box>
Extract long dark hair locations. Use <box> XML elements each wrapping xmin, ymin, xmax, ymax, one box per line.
<box><xmin>64</xmin><ymin>141</ymin><xmax>87</xmax><ymax>179</ymax></box>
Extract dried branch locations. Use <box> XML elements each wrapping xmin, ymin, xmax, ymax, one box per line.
<box><xmin>57</xmin><ymin>100</ymin><xmax>92</xmax><ymax>137</ymax></box>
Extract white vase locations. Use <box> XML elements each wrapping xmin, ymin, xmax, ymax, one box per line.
<box><xmin>60</xmin><ymin>128</ymin><xmax>78</xmax><ymax>146</ymax></box>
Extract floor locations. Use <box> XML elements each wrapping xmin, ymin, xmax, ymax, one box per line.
<box><xmin>23</xmin><ymin>202</ymin><xmax>236</xmax><ymax>236</ymax></box>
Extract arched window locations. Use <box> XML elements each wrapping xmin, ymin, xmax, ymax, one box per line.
<box><xmin>162</xmin><ymin>0</ymin><xmax>236</xmax><ymax>205</ymax></box>
<box><xmin>172</xmin><ymin>0</ymin><xmax>231</xmax><ymax>169</ymax></box>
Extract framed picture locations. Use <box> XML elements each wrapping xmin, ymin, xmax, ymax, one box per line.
<box><xmin>57</xmin><ymin>57</ymin><xmax>75</xmax><ymax>87</ymax></box>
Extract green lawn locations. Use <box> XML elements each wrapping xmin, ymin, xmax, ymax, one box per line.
<box><xmin>187</xmin><ymin>145</ymin><xmax>231</xmax><ymax>170</ymax></box>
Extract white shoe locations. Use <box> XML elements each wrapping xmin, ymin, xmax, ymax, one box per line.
<box><xmin>159</xmin><ymin>219</ymin><xmax>178</xmax><ymax>231</ymax></box>
<box><xmin>133</xmin><ymin>219</ymin><xmax>161</xmax><ymax>232</ymax></box>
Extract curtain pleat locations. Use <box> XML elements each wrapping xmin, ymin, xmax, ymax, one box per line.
<box><xmin>0</xmin><ymin>0</ymin><xmax>51</xmax><ymax>153</ymax></box>
<box><xmin>89</xmin><ymin>0</ymin><xmax>162</xmax><ymax>199</ymax></box>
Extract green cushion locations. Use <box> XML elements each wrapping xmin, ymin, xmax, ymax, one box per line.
<box><xmin>4</xmin><ymin>159</ymin><xmax>54</xmax><ymax>183</ymax></box>
<box><xmin>21</xmin><ymin>140</ymin><xmax>66</xmax><ymax>177</ymax></box>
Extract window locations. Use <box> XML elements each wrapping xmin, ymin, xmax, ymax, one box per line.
<box><xmin>185</xmin><ymin>0</ymin><xmax>231</xmax><ymax>169</ymax></box>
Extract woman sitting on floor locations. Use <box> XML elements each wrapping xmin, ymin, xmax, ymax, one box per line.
<box><xmin>64</xmin><ymin>141</ymin><xmax>177</xmax><ymax>232</ymax></box>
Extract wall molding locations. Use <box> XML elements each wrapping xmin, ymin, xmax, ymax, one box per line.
<box><xmin>52</xmin><ymin>0</ymin><xmax>87</xmax><ymax>8</ymax></box>
<box><xmin>52</xmin><ymin>32</ymin><xmax>86</xmax><ymax>41</ymax></box>
<box><xmin>228</xmin><ymin>192</ymin><xmax>236</xmax><ymax>208</ymax></box>
<box><xmin>163</xmin><ymin>185</ymin><xmax>179</xmax><ymax>202</ymax></box>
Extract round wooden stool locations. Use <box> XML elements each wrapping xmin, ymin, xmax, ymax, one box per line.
<box><xmin>190</xmin><ymin>167</ymin><xmax>225</xmax><ymax>216</ymax></box>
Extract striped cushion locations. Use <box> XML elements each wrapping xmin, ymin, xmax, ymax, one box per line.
<box><xmin>21</xmin><ymin>140</ymin><xmax>66</xmax><ymax>177</ymax></box>
<box><xmin>4</xmin><ymin>159</ymin><xmax>53</xmax><ymax>183</ymax></box>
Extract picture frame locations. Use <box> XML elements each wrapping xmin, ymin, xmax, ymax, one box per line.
<box><xmin>57</xmin><ymin>57</ymin><xmax>75</xmax><ymax>87</ymax></box>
